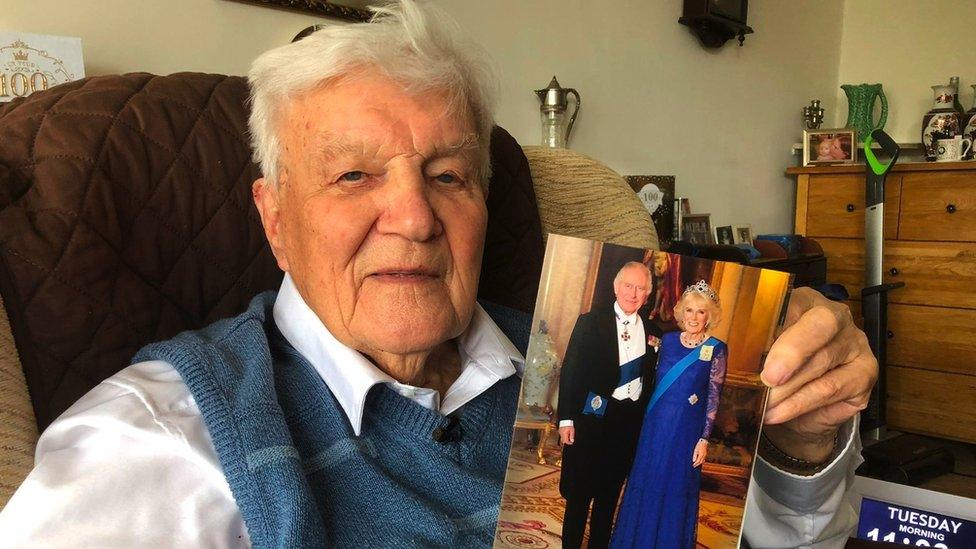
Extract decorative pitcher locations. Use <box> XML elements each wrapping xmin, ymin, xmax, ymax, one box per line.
<box><xmin>535</xmin><ymin>76</ymin><xmax>580</xmax><ymax>148</ymax></box>
<box><xmin>841</xmin><ymin>83</ymin><xmax>888</xmax><ymax>142</ymax></box>
<box><xmin>921</xmin><ymin>84</ymin><xmax>961</xmax><ymax>160</ymax></box>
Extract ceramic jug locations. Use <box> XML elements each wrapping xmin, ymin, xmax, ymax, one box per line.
<box><xmin>922</xmin><ymin>84</ymin><xmax>961</xmax><ymax>160</ymax></box>
<box><xmin>961</xmin><ymin>84</ymin><xmax>976</xmax><ymax>159</ymax></box>
<box><xmin>841</xmin><ymin>83</ymin><xmax>888</xmax><ymax>142</ymax></box>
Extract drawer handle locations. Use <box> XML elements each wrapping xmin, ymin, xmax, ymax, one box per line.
<box><xmin>946</xmin><ymin>203</ymin><xmax>957</xmax><ymax>214</ymax></box>
<box><xmin>889</xmin><ymin>267</ymin><xmax>899</xmax><ymax>276</ymax></box>
<box><xmin>846</xmin><ymin>203</ymin><xmax>856</xmax><ymax>213</ymax></box>
<box><xmin>887</xmin><ymin>330</ymin><xmax>894</xmax><ymax>339</ymax></box>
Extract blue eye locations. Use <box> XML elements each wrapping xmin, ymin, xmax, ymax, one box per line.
<box><xmin>340</xmin><ymin>171</ymin><xmax>365</xmax><ymax>182</ymax></box>
<box><xmin>435</xmin><ymin>173</ymin><xmax>459</xmax><ymax>184</ymax></box>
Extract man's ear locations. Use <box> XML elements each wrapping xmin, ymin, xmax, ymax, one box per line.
<box><xmin>253</xmin><ymin>177</ymin><xmax>290</xmax><ymax>272</ymax></box>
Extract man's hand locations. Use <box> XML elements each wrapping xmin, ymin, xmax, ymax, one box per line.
<box><xmin>559</xmin><ymin>425</ymin><xmax>575</xmax><ymax>445</ymax></box>
<box><xmin>761</xmin><ymin>287</ymin><xmax>877</xmax><ymax>463</ymax></box>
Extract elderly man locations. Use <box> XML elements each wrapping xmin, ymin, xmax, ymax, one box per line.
<box><xmin>557</xmin><ymin>262</ymin><xmax>663</xmax><ymax>549</ymax></box>
<box><xmin>0</xmin><ymin>1</ymin><xmax>875</xmax><ymax>548</ymax></box>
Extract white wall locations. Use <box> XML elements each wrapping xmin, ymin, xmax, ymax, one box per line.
<box><xmin>2</xmin><ymin>0</ymin><xmax>330</xmax><ymax>76</ymax></box>
<box><xmin>4</xmin><ymin>0</ymin><xmax>847</xmax><ymax>234</ymax></box>
<box><xmin>837</xmin><ymin>0</ymin><xmax>976</xmax><ymax>144</ymax></box>
<box><xmin>439</xmin><ymin>0</ymin><xmax>844</xmax><ymax>234</ymax></box>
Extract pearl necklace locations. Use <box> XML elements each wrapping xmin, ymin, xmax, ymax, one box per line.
<box><xmin>681</xmin><ymin>331</ymin><xmax>707</xmax><ymax>347</ymax></box>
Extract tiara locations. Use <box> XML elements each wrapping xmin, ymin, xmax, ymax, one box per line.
<box><xmin>683</xmin><ymin>280</ymin><xmax>719</xmax><ymax>304</ymax></box>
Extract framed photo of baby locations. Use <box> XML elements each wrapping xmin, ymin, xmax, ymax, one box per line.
<box><xmin>803</xmin><ymin>128</ymin><xmax>858</xmax><ymax>166</ymax></box>
<box><xmin>494</xmin><ymin>234</ymin><xmax>793</xmax><ymax>549</ymax></box>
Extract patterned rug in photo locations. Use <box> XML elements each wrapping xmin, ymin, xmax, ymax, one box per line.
<box><xmin>496</xmin><ymin>447</ymin><xmax>565</xmax><ymax>548</ymax></box>
<box><xmin>495</xmin><ymin>445</ymin><xmax>746</xmax><ymax>548</ymax></box>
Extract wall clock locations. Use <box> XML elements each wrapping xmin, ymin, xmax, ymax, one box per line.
<box><xmin>678</xmin><ymin>0</ymin><xmax>754</xmax><ymax>48</ymax></box>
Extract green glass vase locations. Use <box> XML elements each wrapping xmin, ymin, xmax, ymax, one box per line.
<box><xmin>841</xmin><ymin>83</ymin><xmax>888</xmax><ymax>142</ymax></box>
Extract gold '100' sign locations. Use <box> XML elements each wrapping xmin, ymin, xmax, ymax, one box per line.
<box><xmin>0</xmin><ymin>72</ymin><xmax>50</xmax><ymax>97</ymax></box>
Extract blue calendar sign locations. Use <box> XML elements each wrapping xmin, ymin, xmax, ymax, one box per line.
<box><xmin>857</xmin><ymin>497</ymin><xmax>976</xmax><ymax>547</ymax></box>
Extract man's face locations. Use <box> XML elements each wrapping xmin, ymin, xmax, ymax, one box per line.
<box><xmin>613</xmin><ymin>266</ymin><xmax>650</xmax><ymax>315</ymax></box>
<box><xmin>253</xmin><ymin>70</ymin><xmax>487</xmax><ymax>357</ymax></box>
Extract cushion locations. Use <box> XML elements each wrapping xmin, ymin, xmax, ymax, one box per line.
<box><xmin>482</xmin><ymin>128</ymin><xmax>544</xmax><ymax>313</ymax></box>
<box><xmin>0</xmin><ymin>292</ymin><xmax>36</xmax><ymax>508</ymax></box>
<box><xmin>523</xmin><ymin>146</ymin><xmax>658</xmax><ymax>249</ymax></box>
<box><xmin>0</xmin><ymin>73</ymin><xmax>542</xmax><ymax>430</ymax></box>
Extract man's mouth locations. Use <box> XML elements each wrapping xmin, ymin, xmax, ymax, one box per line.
<box><xmin>369</xmin><ymin>267</ymin><xmax>440</xmax><ymax>282</ymax></box>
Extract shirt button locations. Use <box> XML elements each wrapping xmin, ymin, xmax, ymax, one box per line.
<box><xmin>432</xmin><ymin>427</ymin><xmax>446</xmax><ymax>442</ymax></box>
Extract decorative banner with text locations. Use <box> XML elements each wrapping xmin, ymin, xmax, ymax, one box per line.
<box><xmin>0</xmin><ymin>31</ymin><xmax>84</xmax><ymax>103</ymax></box>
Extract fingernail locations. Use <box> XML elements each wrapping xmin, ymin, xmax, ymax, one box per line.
<box><xmin>763</xmin><ymin>364</ymin><xmax>792</xmax><ymax>387</ymax></box>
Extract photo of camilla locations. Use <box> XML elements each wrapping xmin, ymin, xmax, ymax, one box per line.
<box><xmin>494</xmin><ymin>234</ymin><xmax>792</xmax><ymax>548</ymax></box>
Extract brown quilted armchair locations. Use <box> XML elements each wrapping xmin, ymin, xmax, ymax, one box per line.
<box><xmin>0</xmin><ymin>73</ymin><xmax>655</xmax><ymax>507</ymax></box>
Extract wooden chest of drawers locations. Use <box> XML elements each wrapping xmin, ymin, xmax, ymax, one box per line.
<box><xmin>788</xmin><ymin>162</ymin><xmax>976</xmax><ymax>444</ymax></box>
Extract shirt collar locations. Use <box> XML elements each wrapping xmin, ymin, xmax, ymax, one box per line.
<box><xmin>272</xmin><ymin>274</ymin><xmax>523</xmax><ymax>435</ymax></box>
<box><xmin>613</xmin><ymin>301</ymin><xmax>640</xmax><ymax>325</ymax></box>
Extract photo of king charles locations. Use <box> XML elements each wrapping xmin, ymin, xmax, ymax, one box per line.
<box><xmin>556</xmin><ymin>261</ymin><xmax>662</xmax><ymax>549</ymax></box>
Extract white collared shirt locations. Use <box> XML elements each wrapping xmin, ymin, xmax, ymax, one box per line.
<box><xmin>612</xmin><ymin>301</ymin><xmax>645</xmax><ymax>366</ymax></box>
<box><xmin>273</xmin><ymin>275</ymin><xmax>523</xmax><ymax>435</ymax></box>
<box><xmin>0</xmin><ymin>276</ymin><xmax>523</xmax><ymax>547</ymax></box>
<box><xmin>611</xmin><ymin>302</ymin><xmax>645</xmax><ymax>402</ymax></box>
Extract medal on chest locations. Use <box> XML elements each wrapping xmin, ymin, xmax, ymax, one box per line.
<box><xmin>620</xmin><ymin>318</ymin><xmax>632</xmax><ymax>342</ymax></box>
<box><xmin>699</xmin><ymin>344</ymin><xmax>713</xmax><ymax>361</ymax></box>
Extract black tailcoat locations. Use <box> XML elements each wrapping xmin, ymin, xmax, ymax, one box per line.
<box><xmin>557</xmin><ymin>307</ymin><xmax>661</xmax><ymax>498</ymax></box>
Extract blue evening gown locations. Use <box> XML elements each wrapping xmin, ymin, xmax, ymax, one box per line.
<box><xmin>610</xmin><ymin>331</ymin><xmax>727</xmax><ymax>549</ymax></box>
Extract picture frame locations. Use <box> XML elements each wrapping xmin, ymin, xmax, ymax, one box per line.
<box><xmin>714</xmin><ymin>225</ymin><xmax>735</xmax><ymax>246</ymax></box>
<box><xmin>681</xmin><ymin>213</ymin><xmax>713</xmax><ymax>245</ymax></box>
<box><xmin>732</xmin><ymin>224</ymin><xmax>754</xmax><ymax>245</ymax></box>
<box><xmin>496</xmin><ymin>235</ymin><xmax>794</xmax><ymax>548</ymax></box>
<box><xmin>803</xmin><ymin>128</ymin><xmax>858</xmax><ymax>166</ymax></box>
<box><xmin>626</xmin><ymin>175</ymin><xmax>676</xmax><ymax>249</ymax></box>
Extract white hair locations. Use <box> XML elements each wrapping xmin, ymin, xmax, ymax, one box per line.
<box><xmin>247</xmin><ymin>0</ymin><xmax>498</xmax><ymax>188</ymax></box>
<box><xmin>613</xmin><ymin>261</ymin><xmax>652</xmax><ymax>295</ymax></box>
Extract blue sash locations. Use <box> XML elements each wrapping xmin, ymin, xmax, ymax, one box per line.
<box><xmin>617</xmin><ymin>354</ymin><xmax>643</xmax><ymax>387</ymax></box>
<box><xmin>581</xmin><ymin>354</ymin><xmax>644</xmax><ymax>417</ymax></box>
<box><xmin>645</xmin><ymin>336</ymin><xmax>719</xmax><ymax>413</ymax></box>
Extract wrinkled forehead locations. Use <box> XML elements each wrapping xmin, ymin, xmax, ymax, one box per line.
<box><xmin>616</xmin><ymin>266</ymin><xmax>650</xmax><ymax>286</ymax></box>
<box><xmin>278</xmin><ymin>73</ymin><xmax>478</xmax><ymax>158</ymax></box>
<box><xmin>309</xmin><ymin>128</ymin><xmax>480</xmax><ymax>162</ymax></box>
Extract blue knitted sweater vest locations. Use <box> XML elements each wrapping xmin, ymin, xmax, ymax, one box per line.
<box><xmin>133</xmin><ymin>292</ymin><xmax>527</xmax><ymax>548</ymax></box>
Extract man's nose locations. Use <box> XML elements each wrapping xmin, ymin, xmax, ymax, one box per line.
<box><xmin>377</xmin><ymin>172</ymin><xmax>441</xmax><ymax>241</ymax></box>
